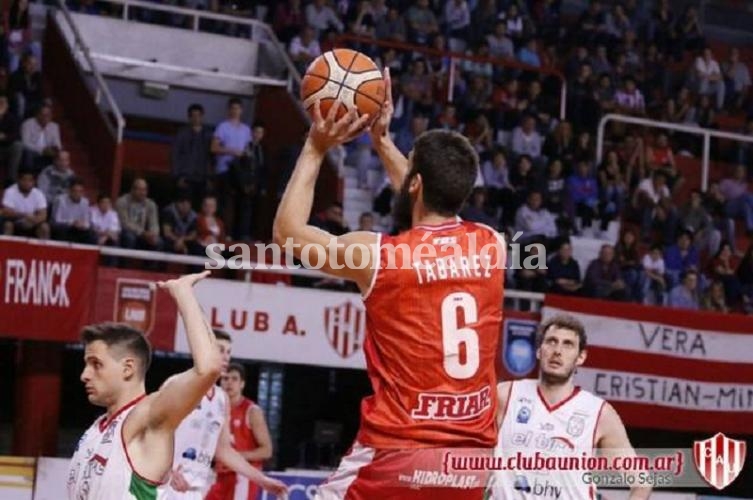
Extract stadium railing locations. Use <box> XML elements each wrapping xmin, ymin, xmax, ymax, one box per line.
<box><xmin>55</xmin><ymin>0</ymin><xmax>125</xmax><ymax>143</ymax></box>
<box><xmin>332</xmin><ymin>33</ymin><xmax>568</xmax><ymax>120</ymax></box>
<box><xmin>0</xmin><ymin>235</ymin><xmax>545</xmax><ymax>312</ymax></box>
<box><xmin>88</xmin><ymin>0</ymin><xmax>300</xmax><ymax>91</ymax></box>
<box><xmin>596</xmin><ymin>113</ymin><xmax>753</xmax><ymax>191</ymax></box>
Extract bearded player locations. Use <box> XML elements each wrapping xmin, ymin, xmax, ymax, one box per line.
<box><xmin>274</xmin><ymin>67</ymin><xmax>506</xmax><ymax>499</ymax></box>
<box><xmin>68</xmin><ymin>271</ymin><xmax>223</xmax><ymax>499</ymax></box>
<box><xmin>158</xmin><ymin>332</ymin><xmax>285</xmax><ymax>499</ymax></box>
<box><xmin>205</xmin><ymin>362</ymin><xmax>274</xmax><ymax>500</ymax></box>
<box><xmin>488</xmin><ymin>314</ymin><xmax>651</xmax><ymax>499</ymax></box>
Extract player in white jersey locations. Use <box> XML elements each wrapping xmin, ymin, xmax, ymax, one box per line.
<box><xmin>159</xmin><ymin>330</ymin><xmax>285</xmax><ymax>499</ymax></box>
<box><xmin>488</xmin><ymin>314</ymin><xmax>651</xmax><ymax>500</ymax></box>
<box><xmin>68</xmin><ymin>271</ymin><xmax>224</xmax><ymax>500</ymax></box>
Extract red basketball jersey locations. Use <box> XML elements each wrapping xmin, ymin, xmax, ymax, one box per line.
<box><xmin>358</xmin><ymin>218</ymin><xmax>505</xmax><ymax>449</ymax></box>
<box><xmin>229</xmin><ymin>397</ymin><xmax>262</xmax><ymax>469</ymax></box>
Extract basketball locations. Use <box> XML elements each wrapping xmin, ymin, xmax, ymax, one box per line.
<box><xmin>300</xmin><ymin>48</ymin><xmax>386</xmax><ymax>125</ymax></box>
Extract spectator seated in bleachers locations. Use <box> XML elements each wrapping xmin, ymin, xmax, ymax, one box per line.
<box><xmin>50</xmin><ymin>177</ymin><xmax>94</xmax><ymax>244</ymax></box>
<box><xmin>515</xmin><ymin>190</ymin><xmax>557</xmax><ymax>246</ymax></box>
<box><xmin>668</xmin><ymin>269</ymin><xmax>700</xmax><ymax>310</ymax></box>
<box><xmin>90</xmin><ymin>194</ymin><xmax>120</xmax><ymax>247</ymax></box>
<box><xmin>706</xmin><ymin>241</ymin><xmax>742</xmax><ymax>306</ymax></box>
<box><xmin>584</xmin><ymin>244</ymin><xmax>628</xmax><ymax>302</ymax></box>
<box><xmin>633</xmin><ymin>170</ymin><xmax>670</xmax><ymax>241</ymax></box>
<box><xmin>664</xmin><ymin>229</ymin><xmax>700</xmax><ymax>289</ymax></box>
<box><xmin>693</xmin><ymin>47</ymin><xmax>725</xmax><ymax>111</ymax></box>
<box><xmin>197</xmin><ymin>195</ymin><xmax>227</xmax><ymax>249</ymax></box>
<box><xmin>738</xmin><ymin>245</ymin><xmax>753</xmax><ymax>314</ymax></box>
<box><xmin>615</xmin><ymin>229</ymin><xmax>643</xmax><ymax>302</ymax></box>
<box><xmin>719</xmin><ymin>164</ymin><xmax>753</xmax><ymax>237</ymax></box>
<box><xmin>642</xmin><ymin>244</ymin><xmax>667</xmax><ymax>306</ymax></box>
<box><xmin>1</xmin><ymin>169</ymin><xmax>48</xmax><ymax>238</ymax></box>
<box><xmin>0</xmin><ymin>94</ymin><xmax>22</xmax><ymax>185</ymax></box>
<box><xmin>8</xmin><ymin>53</ymin><xmax>43</xmax><ymax>119</ymax></box>
<box><xmin>311</xmin><ymin>201</ymin><xmax>349</xmax><ymax>236</ymax></box>
<box><xmin>356</xmin><ymin>212</ymin><xmax>374</xmax><ymax>232</ymax></box>
<box><xmin>722</xmin><ymin>47</ymin><xmax>751</xmax><ymax>111</ymax></box>
<box><xmin>702</xmin><ymin>280</ymin><xmax>729</xmax><ymax>313</ymax></box>
<box><xmin>546</xmin><ymin>240</ymin><xmax>582</xmax><ymax>296</ymax></box>
<box><xmin>161</xmin><ymin>193</ymin><xmax>202</xmax><ymax>256</ymax></box>
<box><xmin>36</xmin><ymin>149</ymin><xmax>73</xmax><ymax>204</ymax></box>
<box><xmin>514</xmin><ymin>243</ymin><xmax>548</xmax><ymax>294</ymax></box>
<box><xmin>20</xmin><ymin>103</ymin><xmax>60</xmax><ymax>172</ymax></box>
<box><xmin>680</xmin><ymin>189</ymin><xmax>721</xmax><ymax>256</ymax></box>
<box><xmin>289</xmin><ymin>25</ymin><xmax>322</xmax><ymax>75</ymax></box>
<box><xmin>460</xmin><ymin>187</ymin><xmax>496</xmax><ymax>229</ymax></box>
<box><xmin>567</xmin><ymin>159</ymin><xmax>599</xmax><ymax>234</ymax></box>
<box><xmin>116</xmin><ymin>177</ymin><xmax>161</xmax><ymax>252</ymax></box>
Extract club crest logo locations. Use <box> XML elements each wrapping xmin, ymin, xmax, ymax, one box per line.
<box><xmin>114</xmin><ymin>279</ymin><xmax>156</xmax><ymax>335</ymax></box>
<box><xmin>566</xmin><ymin>413</ymin><xmax>586</xmax><ymax>437</ymax></box>
<box><xmin>502</xmin><ymin>319</ymin><xmax>537</xmax><ymax>377</ymax></box>
<box><xmin>693</xmin><ymin>432</ymin><xmax>746</xmax><ymax>490</ymax></box>
<box><xmin>323</xmin><ymin>301</ymin><xmax>365</xmax><ymax>359</ymax></box>
<box><xmin>516</xmin><ymin>405</ymin><xmax>531</xmax><ymax>424</ymax></box>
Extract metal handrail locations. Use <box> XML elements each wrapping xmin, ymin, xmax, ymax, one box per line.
<box><xmin>596</xmin><ymin>113</ymin><xmax>753</xmax><ymax>191</ymax></box>
<box><xmin>55</xmin><ymin>1</ymin><xmax>125</xmax><ymax>143</ymax></box>
<box><xmin>88</xmin><ymin>0</ymin><xmax>301</xmax><ymax>87</ymax></box>
<box><xmin>89</xmin><ymin>52</ymin><xmax>289</xmax><ymax>87</ymax></box>
<box><xmin>0</xmin><ymin>235</ymin><xmax>546</xmax><ymax>309</ymax></box>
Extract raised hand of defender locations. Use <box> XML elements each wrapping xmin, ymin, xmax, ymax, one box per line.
<box><xmin>369</xmin><ymin>67</ymin><xmax>393</xmax><ymax>140</ymax></box>
<box><xmin>261</xmin><ymin>476</ymin><xmax>289</xmax><ymax>497</ymax></box>
<box><xmin>308</xmin><ymin>100</ymin><xmax>370</xmax><ymax>153</ymax></box>
<box><xmin>156</xmin><ymin>270</ymin><xmax>211</xmax><ymax>297</ymax></box>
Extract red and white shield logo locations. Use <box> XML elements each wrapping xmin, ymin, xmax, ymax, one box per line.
<box><xmin>323</xmin><ymin>301</ymin><xmax>365</xmax><ymax>358</ymax></box>
<box><xmin>693</xmin><ymin>432</ymin><xmax>747</xmax><ymax>490</ymax></box>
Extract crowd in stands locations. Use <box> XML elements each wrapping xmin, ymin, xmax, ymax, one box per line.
<box><xmin>2</xmin><ymin>0</ymin><xmax>753</xmax><ymax>314</ymax></box>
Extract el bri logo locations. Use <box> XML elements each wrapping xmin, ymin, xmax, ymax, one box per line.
<box><xmin>693</xmin><ymin>432</ymin><xmax>746</xmax><ymax>490</ymax></box>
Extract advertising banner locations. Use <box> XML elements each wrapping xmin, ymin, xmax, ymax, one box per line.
<box><xmin>0</xmin><ymin>239</ymin><xmax>98</xmax><ymax>341</ymax></box>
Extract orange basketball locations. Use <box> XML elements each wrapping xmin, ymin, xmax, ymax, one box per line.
<box><xmin>301</xmin><ymin>48</ymin><xmax>385</xmax><ymax>125</ymax></box>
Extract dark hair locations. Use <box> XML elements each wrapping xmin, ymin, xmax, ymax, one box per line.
<box><xmin>97</xmin><ymin>194</ymin><xmax>111</xmax><ymax>203</ymax></box>
<box><xmin>252</xmin><ymin>120</ymin><xmax>265</xmax><ymax>129</ymax></box>
<box><xmin>536</xmin><ymin>314</ymin><xmax>587</xmax><ymax>352</ymax></box>
<box><xmin>227</xmin><ymin>362</ymin><xmax>246</xmax><ymax>381</ymax></box>
<box><xmin>650</xmin><ymin>243</ymin><xmax>663</xmax><ymax>252</ymax></box>
<box><xmin>228</xmin><ymin>97</ymin><xmax>243</xmax><ymax>108</ymax></box>
<box><xmin>188</xmin><ymin>103</ymin><xmax>204</xmax><ymax>115</ymax></box>
<box><xmin>70</xmin><ymin>177</ymin><xmax>84</xmax><ymax>188</ymax></box>
<box><xmin>410</xmin><ymin>129</ymin><xmax>479</xmax><ymax>215</ymax></box>
<box><xmin>213</xmin><ymin>329</ymin><xmax>232</xmax><ymax>342</ymax></box>
<box><xmin>81</xmin><ymin>323</ymin><xmax>152</xmax><ymax>376</ymax></box>
<box><xmin>17</xmin><ymin>169</ymin><xmax>34</xmax><ymax>179</ymax></box>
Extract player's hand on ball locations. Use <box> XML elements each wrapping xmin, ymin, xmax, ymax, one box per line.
<box><xmin>261</xmin><ymin>476</ymin><xmax>289</xmax><ymax>496</ymax></box>
<box><xmin>308</xmin><ymin>100</ymin><xmax>370</xmax><ymax>153</ymax></box>
<box><xmin>155</xmin><ymin>270</ymin><xmax>211</xmax><ymax>296</ymax></box>
<box><xmin>369</xmin><ymin>67</ymin><xmax>393</xmax><ymax>140</ymax></box>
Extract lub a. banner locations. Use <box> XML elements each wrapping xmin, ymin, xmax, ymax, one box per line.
<box><xmin>92</xmin><ymin>267</ymin><xmax>180</xmax><ymax>351</ymax></box>
<box><xmin>174</xmin><ymin>279</ymin><xmax>368</xmax><ymax>369</ymax></box>
<box><xmin>0</xmin><ymin>239</ymin><xmax>98</xmax><ymax>340</ymax></box>
<box><xmin>542</xmin><ymin>294</ymin><xmax>753</xmax><ymax>434</ymax></box>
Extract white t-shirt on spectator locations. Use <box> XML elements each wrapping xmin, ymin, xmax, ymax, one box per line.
<box><xmin>642</xmin><ymin>254</ymin><xmax>665</xmax><ymax>275</ymax></box>
<box><xmin>2</xmin><ymin>183</ymin><xmax>47</xmax><ymax>216</ymax></box>
<box><xmin>289</xmin><ymin>37</ymin><xmax>322</xmax><ymax>60</ymax></box>
<box><xmin>637</xmin><ymin>177</ymin><xmax>670</xmax><ymax>204</ymax></box>
<box><xmin>90</xmin><ymin>207</ymin><xmax>121</xmax><ymax>235</ymax></box>
<box><xmin>695</xmin><ymin>57</ymin><xmax>721</xmax><ymax>79</ymax></box>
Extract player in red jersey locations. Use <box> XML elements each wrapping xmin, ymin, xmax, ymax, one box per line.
<box><xmin>206</xmin><ymin>363</ymin><xmax>273</xmax><ymax>500</ymax></box>
<box><xmin>274</xmin><ymin>68</ymin><xmax>505</xmax><ymax>499</ymax></box>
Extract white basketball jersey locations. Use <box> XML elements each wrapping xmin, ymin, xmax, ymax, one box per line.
<box><xmin>488</xmin><ymin>379</ymin><xmax>605</xmax><ymax>500</ymax></box>
<box><xmin>67</xmin><ymin>394</ymin><xmax>162</xmax><ymax>500</ymax></box>
<box><xmin>157</xmin><ymin>386</ymin><xmax>228</xmax><ymax>499</ymax></box>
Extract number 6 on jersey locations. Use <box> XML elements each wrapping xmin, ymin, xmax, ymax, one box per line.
<box><xmin>441</xmin><ymin>292</ymin><xmax>480</xmax><ymax>379</ymax></box>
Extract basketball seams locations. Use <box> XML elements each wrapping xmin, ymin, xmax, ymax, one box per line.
<box><xmin>334</xmin><ymin>51</ymin><xmax>360</xmax><ymax>102</ymax></box>
<box><xmin>301</xmin><ymin>49</ymin><xmax>385</xmax><ymax>118</ymax></box>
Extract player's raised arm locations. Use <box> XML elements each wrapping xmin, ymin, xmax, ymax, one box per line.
<box><xmin>596</xmin><ymin>403</ymin><xmax>652</xmax><ymax>500</ymax></box>
<box><xmin>369</xmin><ymin>68</ymin><xmax>409</xmax><ymax>191</ymax></box>
<box><xmin>273</xmin><ymin>101</ymin><xmax>377</xmax><ymax>292</ymax></box>
<box><xmin>214</xmin><ymin>405</ymin><xmax>288</xmax><ymax>496</ymax></box>
<box><xmin>146</xmin><ymin>271</ymin><xmax>222</xmax><ymax>430</ymax></box>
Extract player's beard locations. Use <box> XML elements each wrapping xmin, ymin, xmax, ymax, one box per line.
<box><xmin>540</xmin><ymin>363</ymin><xmax>577</xmax><ymax>385</ymax></box>
<box><xmin>393</xmin><ymin>178</ymin><xmax>414</xmax><ymax>233</ymax></box>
